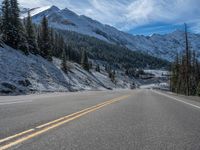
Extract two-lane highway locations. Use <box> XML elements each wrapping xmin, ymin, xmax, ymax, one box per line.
<box><xmin>1</xmin><ymin>89</ymin><xmax>200</xmax><ymax>150</ymax></box>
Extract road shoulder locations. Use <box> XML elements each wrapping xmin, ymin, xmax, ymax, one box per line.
<box><xmin>152</xmin><ymin>90</ymin><xmax>200</xmax><ymax>110</ymax></box>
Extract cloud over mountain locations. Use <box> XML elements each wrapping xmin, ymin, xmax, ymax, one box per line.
<box><xmin>1</xmin><ymin>0</ymin><xmax>200</xmax><ymax>35</ymax></box>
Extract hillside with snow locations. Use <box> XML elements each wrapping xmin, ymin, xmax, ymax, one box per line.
<box><xmin>0</xmin><ymin>45</ymin><xmax>138</xmax><ymax>95</ymax></box>
<box><xmin>21</xmin><ymin>6</ymin><xmax>200</xmax><ymax>61</ymax></box>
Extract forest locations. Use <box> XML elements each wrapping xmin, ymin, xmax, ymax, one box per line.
<box><xmin>170</xmin><ymin>24</ymin><xmax>200</xmax><ymax>96</ymax></box>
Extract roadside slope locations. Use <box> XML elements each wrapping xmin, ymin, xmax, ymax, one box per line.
<box><xmin>0</xmin><ymin>45</ymin><xmax>134</xmax><ymax>95</ymax></box>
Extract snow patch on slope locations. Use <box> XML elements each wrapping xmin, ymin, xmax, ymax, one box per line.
<box><xmin>21</xmin><ymin>6</ymin><xmax>52</xmax><ymax>18</ymax></box>
<box><xmin>0</xmin><ymin>45</ymin><xmax>135</xmax><ymax>95</ymax></box>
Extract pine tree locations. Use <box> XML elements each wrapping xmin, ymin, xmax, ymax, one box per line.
<box><xmin>18</xmin><ymin>24</ymin><xmax>29</xmax><ymax>55</ymax></box>
<box><xmin>61</xmin><ymin>49</ymin><xmax>69</xmax><ymax>73</ymax></box>
<box><xmin>10</xmin><ymin>0</ymin><xmax>20</xmax><ymax>48</ymax></box>
<box><xmin>1</xmin><ymin>0</ymin><xmax>12</xmax><ymax>46</ymax></box>
<box><xmin>96</xmin><ymin>64</ymin><xmax>100</xmax><ymax>72</ymax></box>
<box><xmin>81</xmin><ymin>49</ymin><xmax>89</xmax><ymax>71</ymax></box>
<box><xmin>36</xmin><ymin>27</ymin><xmax>42</xmax><ymax>54</ymax></box>
<box><xmin>1</xmin><ymin>0</ymin><xmax>29</xmax><ymax>54</ymax></box>
<box><xmin>0</xmin><ymin>15</ymin><xmax>2</xmax><ymax>45</ymax></box>
<box><xmin>0</xmin><ymin>15</ymin><xmax>2</xmax><ymax>32</ymax></box>
<box><xmin>50</xmin><ymin>28</ymin><xmax>55</xmax><ymax>56</ymax></box>
<box><xmin>196</xmin><ymin>82</ymin><xmax>200</xmax><ymax>96</ymax></box>
<box><xmin>40</xmin><ymin>16</ymin><xmax>52</xmax><ymax>61</ymax></box>
<box><xmin>184</xmin><ymin>23</ymin><xmax>191</xmax><ymax>95</ymax></box>
<box><xmin>189</xmin><ymin>51</ymin><xmax>197</xmax><ymax>95</ymax></box>
<box><xmin>66</xmin><ymin>45</ymin><xmax>71</xmax><ymax>61</ymax></box>
<box><xmin>109</xmin><ymin>70</ymin><xmax>116</xmax><ymax>83</ymax></box>
<box><xmin>170</xmin><ymin>53</ymin><xmax>180</xmax><ymax>93</ymax></box>
<box><xmin>25</xmin><ymin>11</ymin><xmax>39</xmax><ymax>55</ymax></box>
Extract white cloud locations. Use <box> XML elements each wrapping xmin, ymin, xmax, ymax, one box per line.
<box><xmin>1</xmin><ymin>0</ymin><xmax>199</xmax><ymax>34</ymax></box>
<box><xmin>71</xmin><ymin>0</ymin><xmax>200</xmax><ymax>33</ymax></box>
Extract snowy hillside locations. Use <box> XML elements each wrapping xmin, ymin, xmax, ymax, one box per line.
<box><xmin>21</xmin><ymin>6</ymin><xmax>200</xmax><ymax>61</ymax></box>
<box><xmin>0</xmin><ymin>45</ymin><xmax>136</xmax><ymax>95</ymax></box>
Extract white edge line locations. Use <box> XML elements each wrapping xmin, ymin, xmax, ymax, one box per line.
<box><xmin>0</xmin><ymin>100</ymin><xmax>32</xmax><ymax>106</ymax></box>
<box><xmin>152</xmin><ymin>90</ymin><xmax>200</xmax><ymax>110</ymax></box>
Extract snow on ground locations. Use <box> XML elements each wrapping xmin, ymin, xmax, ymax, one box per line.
<box><xmin>144</xmin><ymin>70</ymin><xmax>169</xmax><ymax>77</ymax></box>
<box><xmin>140</xmin><ymin>70</ymin><xmax>170</xmax><ymax>90</ymax></box>
<box><xmin>0</xmin><ymin>45</ymin><xmax>135</xmax><ymax>95</ymax></box>
<box><xmin>140</xmin><ymin>83</ymin><xmax>169</xmax><ymax>90</ymax></box>
<box><xmin>20</xmin><ymin>6</ymin><xmax>53</xmax><ymax>18</ymax></box>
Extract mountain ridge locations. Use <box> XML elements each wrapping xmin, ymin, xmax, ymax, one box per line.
<box><xmin>21</xmin><ymin>5</ymin><xmax>200</xmax><ymax>61</ymax></box>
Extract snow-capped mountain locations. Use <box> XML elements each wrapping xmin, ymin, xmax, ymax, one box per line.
<box><xmin>22</xmin><ymin>6</ymin><xmax>200</xmax><ymax>61</ymax></box>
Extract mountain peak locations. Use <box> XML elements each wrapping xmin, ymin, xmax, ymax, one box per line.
<box><xmin>21</xmin><ymin>5</ymin><xmax>60</xmax><ymax>18</ymax></box>
<box><xmin>48</xmin><ymin>5</ymin><xmax>60</xmax><ymax>12</ymax></box>
<box><xmin>61</xmin><ymin>8</ymin><xmax>78</xmax><ymax>16</ymax></box>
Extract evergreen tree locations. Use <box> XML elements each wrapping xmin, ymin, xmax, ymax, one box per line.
<box><xmin>1</xmin><ymin>0</ymin><xmax>28</xmax><ymax>54</ymax></box>
<box><xmin>10</xmin><ymin>0</ymin><xmax>20</xmax><ymax>48</ymax></box>
<box><xmin>96</xmin><ymin>64</ymin><xmax>100</xmax><ymax>72</ymax></box>
<box><xmin>50</xmin><ymin>28</ymin><xmax>55</xmax><ymax>56</ymax></box>
<box><xmin>81</xmin><ymin>49</ymin><xmax>89</xmax><ymax>71</ymax></box>
<box><xmin>61</xmin><ymin>49</ymin><xmax>69</xmax><ymax>73</ymax></box>
<box><xmin>185</xmin><ymin>24</ymin><xmax>190</xmax><ymax>95</ymax></box>
<box><xmin>109</xmin><ymin>70</ymin><xmax>116</xmax><ymax>83</ymax></box>
<box><xmin>1</xmin><ymin>0</ymin><xmax>12</xmax><ymax>45</ymax></box>
<box><xmin>36</xmin><ymin>27</ymin><xmax>42</xmax><ymax>54</ymax></box>
<box><xmin>196</xmin><ymin>82</ymin><xmax>200</xmax><ymax>96</ymax></box>
<box><xmin>25</xmin><ymin>11</ymin><xmax>39</xmax><ymax>54</ymax></box>
<box><xmin>170</xmin><ymin>53</ymin><xmax>180</xmax><ymax>93</ymax></box>
<box><xmin>18</xmin><ymin>24</ymin><xmax>29</xmax><ymax>55</ymax></box>
<box><xmin>40</xmin><ymin>16</ymin><xmax>52</xmax><ymax>61</ymax></box>
<box><xmin>0</xmin><ymin>15</ymin><xmax>2</xmax><ymax>32</ymax></box>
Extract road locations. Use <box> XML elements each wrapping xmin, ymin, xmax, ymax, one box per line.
<box><xmin>0</xmin><ymin>89</ymin><xmax>200</xmax><ymax>150</ymax></box>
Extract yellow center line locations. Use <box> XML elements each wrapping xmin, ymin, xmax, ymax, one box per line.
<box><xmin>36</xmin><ymin>96</ymin><xmax>124</xmax><ymax>129</ymax></box>
<box><xmin>0</xmin><ymin>95</ymin><xmax>130</xmax><ymax>150</ymax></box>
<box><xmin>0</xmin><ymin>129</ymin><xmax>35</xmax><ymax>144</ymax></box>
<box><xmin>0</xmin><ymin>96</ymin><xmax>121</xmax><ymax>144</ymax></box>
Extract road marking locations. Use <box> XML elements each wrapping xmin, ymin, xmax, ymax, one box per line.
<box><xmin>0</xmin><ymin>95</ymin><xmax>130</xmax><ymax>150</ymax></box>
<box><xmin>0</xmin><ymin>100</ymin><xmax>32</xmax><ymax>106</ymax></box>
<box><xmin>152</xmin><ymin>90</ymin><xmax>200</xmax><ymax>109</ymax></box>
<box><xmin>0</xmin><ymin>129</ymin><xmax>35</xmax><ymax>144</ymax></box>
<box><xmin>36</xmin><ymin>97</ymin><xmax>117</xmax><ymax>129</ymax></box>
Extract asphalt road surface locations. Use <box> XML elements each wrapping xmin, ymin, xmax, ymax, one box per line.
<box><xmin>0</xmin><ymin>89</ymin><xmax>200</xmax><ymax>150</ymax></box>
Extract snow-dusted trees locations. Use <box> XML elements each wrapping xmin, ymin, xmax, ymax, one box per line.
<box><xmin>10</xmin><ymin>0</ymin><xmax>20</xmax><ymax>47</ymax></box>
<box><xmin>25</xmin><ymin>11</ymin><xmax>39</xmax><ymax>54</ymax></box>
<box><xmin>40</xmin><ymin>16</ymin><xmax>52</xmax><ymax>61</ymax></box>
<box><xmin>0</xmin><ymin>0</ymin><xmax>78</xmax><ymax>65</ymax></box>
<box><xmin>1</xmin><ymin>0</ymin><xmax>13</xmax><ymax>46</ymax></box>
<box><xmin>1</xmin><ymin>0</ymin><xmax>28</xmax><ymax>54</ymax></box>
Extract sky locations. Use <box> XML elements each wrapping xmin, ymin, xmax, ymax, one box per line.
<box><xmin>16</xmin><ymin>0</ymin><xmax>200</xmax><ymax>35</ymax></box>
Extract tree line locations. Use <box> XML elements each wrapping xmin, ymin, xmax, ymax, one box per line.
<box><xmin>170</xmin><ymin>24</ymin><xmax>200</xmax><ymax>96</ymax></box>
<box><xmin>58</xmin><ymin>29</ymin><xmax>170</xmax><ymax>70</ymax></box>
<box><xmin>0</xmin><ymin>0</ymin><xmax>90</xmax><ymax>73</ymax></box>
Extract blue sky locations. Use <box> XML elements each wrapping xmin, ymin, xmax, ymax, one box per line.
<box><xmin>18</xmin><ymin>0</ymin><xmax>200</xmax><ymax>35</ymax></box>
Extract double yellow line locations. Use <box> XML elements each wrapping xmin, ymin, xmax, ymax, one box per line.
<box><xmin>0</xmin><ymin>95</ymin><xmax>130</xmax><ymax>150</ymax></box>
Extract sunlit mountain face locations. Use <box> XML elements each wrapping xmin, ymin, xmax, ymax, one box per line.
<box><xmin>1</xmin><ymin>0</ymin><xmax>199</xmax><ymax>35</ymax></box>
